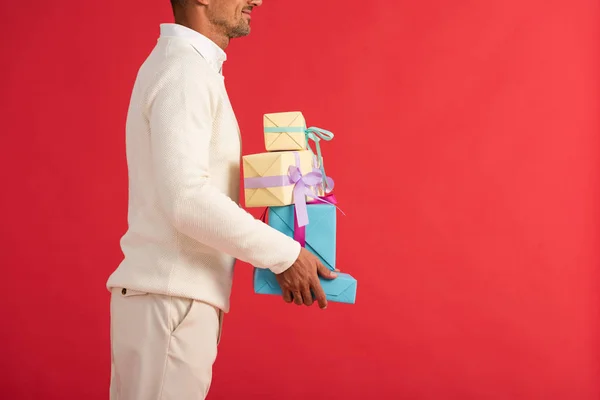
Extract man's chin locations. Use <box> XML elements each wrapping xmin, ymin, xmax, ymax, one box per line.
<box><xmin>229</xmin><ymin>23</ymin><xmax>251</xmax><ymax>39</ymax></box>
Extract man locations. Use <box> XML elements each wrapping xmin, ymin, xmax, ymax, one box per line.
<box><xmin>106</xmin><ymin>0</ymin><xmax>337</xmax><ymax>399</ymax></box>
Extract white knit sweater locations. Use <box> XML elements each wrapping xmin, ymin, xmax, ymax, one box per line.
<box><xmin>106</xmin><ymin>24</ymin><xmax>301</xmax><ymax>312</ymax></box>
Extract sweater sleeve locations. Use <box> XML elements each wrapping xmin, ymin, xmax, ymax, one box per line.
<box><xmin>147</xmin><ymin>61</ymin><xmax>301</xmax><ymax>274</ymax></box>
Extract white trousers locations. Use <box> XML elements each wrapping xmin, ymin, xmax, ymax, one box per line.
<box><xmin>109</xmin><ymin>287</ymin><xmax>223</xmax><ymax>400</ymax></box>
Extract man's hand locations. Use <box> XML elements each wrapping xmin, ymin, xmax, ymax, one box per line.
<box><xmin>275</xmin><ymin>247</ymin><xmax>337</xmax><ymax>309</ymax></box>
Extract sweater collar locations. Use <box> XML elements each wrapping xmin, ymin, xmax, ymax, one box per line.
<box><xmin>159</xmin><ymin>23</ymin><xmax>227</xmax><ymax>75</ymax></box>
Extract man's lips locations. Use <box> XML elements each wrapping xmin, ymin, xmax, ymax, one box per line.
<box><xmin>242</xmin><ymin>9</ymin><xmax>252</xmax><ymax>18</ymax></box>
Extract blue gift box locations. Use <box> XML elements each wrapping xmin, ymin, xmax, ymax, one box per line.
<box><xmin>253</xmin><ymin>268</ymin><xmax>357</xmax><ymax>304</ymax></box>
<box><xmin>253</xmin><ymin>203</ymin><xmax>357</xmax><ymax>304</ymax></box>
<box><xmin>268</xmin><ymin>204</ymin><xmax>337</xmax><ymax>270</ymax></box>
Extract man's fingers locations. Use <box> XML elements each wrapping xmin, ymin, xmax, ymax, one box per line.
<box><xmin>302</xmin><ymin>285</ymin><xmax>313</xmax><ymax>306</ymax></box>
<box><xmin>282</xmin><ymin>289</ymin><xmax>293</xmax><ymax>303</ymax></box>
<box><xmin>317</xmin><ymin>262</ymin><xmax>337</xmax><ymax>280</ymax></box>
<box><xmin>311</xmin><ymin>278</ymin><xmax>328</xmax><ymax>309</ymax></box>
<box><xmin>292</xmin><ymin>290</ymin><xmax>303</xmax><ymax>305</ymax></box>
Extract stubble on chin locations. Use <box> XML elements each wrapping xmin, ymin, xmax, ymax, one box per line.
<box><xmin>207</xmin><ymin>15</ymin><xmax>250</xmax><ymax>39</ymax></box>
<box><xmin>228</xmin><ymin>18</ymin><xmax>250</xmax><ymax>38</ymax></box>
<box><xmin>206</xmin><ymin>5</ymin><xmax>251</xmax><ymax>40</ymax></box>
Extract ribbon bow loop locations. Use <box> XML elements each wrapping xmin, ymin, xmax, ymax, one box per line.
<box><xmin>288</xmin><ymin>165</ymin><xmax>323</xmax><ymax>187</ymax></box>
<box><xmin>288</xmin><ymin>165</ymin><xmax>325</xmax><ymax>228</ymax></box>
<box><xmin>305</xmin><ymin>127</ymin><xmax>334</xmax><ymax>142</ymax></box>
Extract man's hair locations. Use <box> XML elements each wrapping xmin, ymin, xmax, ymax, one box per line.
<box><xmin>171</xmin><ymin>0</ymin><xmax>186</xmax><ymax>7</ymax></box>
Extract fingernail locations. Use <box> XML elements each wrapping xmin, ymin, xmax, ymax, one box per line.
<box><xmin>331</xmin><ymin>272</ymin><xmax>338</xmax><ymax>277</ymax></box>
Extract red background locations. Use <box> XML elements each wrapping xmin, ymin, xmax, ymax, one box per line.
<box><xmin>1</xmin><ymin>0</ymin><xmax>599</xmax><ymax>399</ymax></box>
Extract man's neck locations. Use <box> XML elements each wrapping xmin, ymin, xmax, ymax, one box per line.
<box><xmin>174</xmin><ymin>16</ymin><xmax>229</xmax><ymax>51</ymax></box>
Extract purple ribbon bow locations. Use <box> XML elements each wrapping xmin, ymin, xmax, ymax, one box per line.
<box><xmin>246</xmin><ymin>151</ymin><xmax>340</xmax><ymax>247</ymax></box>
<box><xmin>288</xmin><ymin>164</ymin><xmax>325</xmax><ymax>228</ymax></box>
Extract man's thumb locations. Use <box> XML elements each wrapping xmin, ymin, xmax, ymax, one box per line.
<box><xmin>317</xmin><ymin>262</ymin><xmax>337</xmax><ymax>280</ymax></box>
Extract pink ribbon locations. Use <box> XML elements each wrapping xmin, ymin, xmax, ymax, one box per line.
<box><xmin>307</xmin><ymin>193</ymin><xmax>338</xmax><ymax>205</ymax></box>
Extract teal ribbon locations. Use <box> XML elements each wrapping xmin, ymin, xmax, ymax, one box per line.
<box><xmin>304</xmin><ymin>127</ymin><xmax>334</xmax><ymax>193</ymax></box>
<box><xmin>264</xmin><ymin>125</ymin><xmax>334</xmax><ymax>192</ymax></box>
<box><xmin>264</xmin><ymin>127</ymin><xmax>306</xmax><ymax>133</ymax></box>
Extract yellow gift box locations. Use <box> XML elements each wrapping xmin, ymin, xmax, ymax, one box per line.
<box><xmin>243</xmin><ymin>150</ymin><xmax>321</xmax><ymax>207</ymax></box>
<box><xmin>263</xmin><ymin>111</ymin><xmax>308</xmax><ymax>152</ymax></box>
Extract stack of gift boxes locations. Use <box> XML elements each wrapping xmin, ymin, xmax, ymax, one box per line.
<box><xmin>242</xmin><ymin>111</ymin><xmax>357</xmax><ymax>304</ymax></box>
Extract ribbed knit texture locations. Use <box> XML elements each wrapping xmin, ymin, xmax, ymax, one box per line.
<box><xmin>106</xmin><ymin>34</ymin><xmax>301</xmax><ymax>312</ymax></box>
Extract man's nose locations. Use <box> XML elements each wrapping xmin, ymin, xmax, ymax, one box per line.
<box><xmin>249</xmin><ymin>0</ymin><xmax>263</xmax><ymax>6</ymax></box>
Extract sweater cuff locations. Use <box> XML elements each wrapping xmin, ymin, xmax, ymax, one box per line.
<box><xmin>268</xmin><ymin>240</ymin><xmax>302</xmax><ymax>274</ymax></box>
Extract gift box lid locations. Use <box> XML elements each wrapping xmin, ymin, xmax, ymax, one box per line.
<box><xmin>264</xmin><ymin>111</ymin><xmax>306</xmax><ymax>131</ymax></box>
